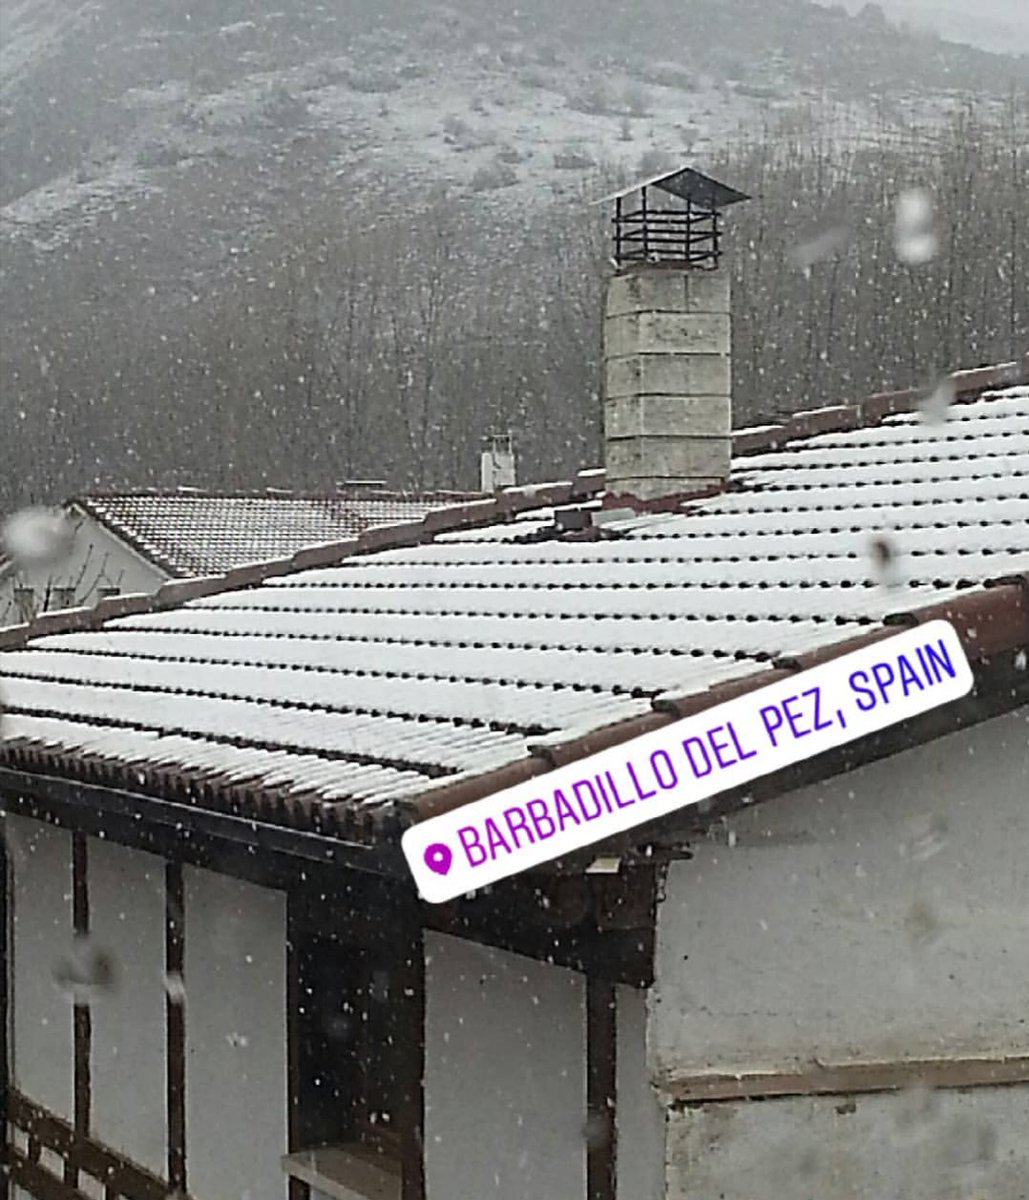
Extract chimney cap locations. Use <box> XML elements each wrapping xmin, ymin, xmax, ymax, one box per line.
<box><xmin>600</xmin><ymin>165</ymin><xmax>749</xmax><ymax>271</ymax></box>
<box><xmin>594</xmin><ymin>165</ymin><xmax>750</xmax><ymax>209</ymax></box>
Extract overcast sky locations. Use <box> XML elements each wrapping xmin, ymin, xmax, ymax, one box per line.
<box><xmin>834</xmin><ymin>0</ymin><xmax>1029</xmax><ymax>52</ymax></box>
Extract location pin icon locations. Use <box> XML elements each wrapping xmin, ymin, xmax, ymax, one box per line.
<box><xmin>424</xmin><ymin>842</ymin><xmax>453</xmax><ymax>876</ymax></box>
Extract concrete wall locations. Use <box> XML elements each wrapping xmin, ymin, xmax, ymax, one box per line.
<box><xmin>652</xmin><ymin>709</ymin><xmax>1029</xmax><ymax>1076</ymax></box>
<box><xmin>5</xmin><ymin>814</ymin><xmax>74</xmax><ymax>1121</ymax></box>
<box><xmin>667</xmin><ymin>1085</ymin><xmax>1029</xmax><ymax>1200</ymax></box>
<box><xmin>88</xmin><ymin>837</ymin><xmax>167</xmax><ymax>1176</ymax></box>
<box><xmin>184</xmin><ymin>866</ymin><xmax>288</xmax><ymax>1200</ymax></box>
<box><xmin>0</xmin><ymin>507</ymin><xmax>166</xmax><ymax>626</ymax></box>
<box><xmin>424</xmin><ymin>932</ymin><xmax>587</xmax><ymax>1200</ymax></box>
<box><xmin>652</xmin><ymin>708</ymin><xmax>1029</xmax><ymax>1198</ymax></box>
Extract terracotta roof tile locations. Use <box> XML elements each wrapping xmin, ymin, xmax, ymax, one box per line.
<box><xmin>77</xmin><ymin>489</ymin><xmax>477</xmax><ymax>576</ymax></box>
<box><xmin>2</xmin><ymin>375</ymin><xmax>1028</xmax><ymax>846</ymax></box>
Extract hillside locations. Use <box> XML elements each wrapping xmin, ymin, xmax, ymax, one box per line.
<box><xmin>1</xmin><ymin>0</ymin><xmax>1023</xmax><ymax>245</ymax></box>
<box><xmin>1</xmin><ymin>0</ymin><xmax>1025</xmax><ymax>512</ymax></box>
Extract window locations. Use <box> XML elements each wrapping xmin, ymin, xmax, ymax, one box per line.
<box><xmin>353</xmin><ymin>953</ymin><xmax>401</xmax><ymax>1152</ymax></box>
<box><xmin>97</xmin><ymin>586</ymin><xmax>121</xmax><ymax>599</ymax></box>
<box><xmin>294</xmin><ymin>936</ymin><xmax>404</xmax><ymax>1159</ymax></box>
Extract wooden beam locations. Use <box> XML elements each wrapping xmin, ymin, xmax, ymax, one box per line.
<box><xmin>284</xmin><ymin>895</ymin><xmax>312</xmax><ymax>1200</ymax></box>
<box><xmin>662</xmin><ymin>1054</ymin><xmax>1029</xmax><ymax>1104</ymax></box>
<box><xmin>9</xmin><ymin>1151</ymin><xmax>79</xmax><ymax>1200</ymax></box>
<box><xmin>165</xmin><ymin>861</ymin><xmax>186</xmax><ymax>1193</ymax></box>
<box><xmin>10</xmin><ymin>1090</ymin><xmax>170</xmax><ymax>1200</ymax></box>
<box><xmin>586</xmin><ymin>979</ymin><xmax>617</xmax><ymax>1200</ymax></box>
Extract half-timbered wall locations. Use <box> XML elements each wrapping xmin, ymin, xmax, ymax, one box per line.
<box><xmin>424</xmin><ymin>932</ymin><xmax>587</xmax><ymax>1200</ymax></box>
<box><xmin>652</xmin><ymin>708</ymin><xmax>1029</xmax><ymax>1198</ymax></box>
<box><xmin>183</xmin><ymin>866</ymin><xmax>288</xmax><ymax>1200</ymax></box>
<box><xmin>3</xmin><ymin>815</ymin><xmax>291</xmax><ymax>1200</ymax></box>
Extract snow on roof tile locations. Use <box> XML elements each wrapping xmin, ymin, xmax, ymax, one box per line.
<box><xmin>77</xmin><ymin>489</ymin><xmax>473</xmax><ymax>576</ymax></box>
<box><xmin>2</xmin><ymin>383</ymin><xmax>1028</xmax><ymax>837</ymax></box>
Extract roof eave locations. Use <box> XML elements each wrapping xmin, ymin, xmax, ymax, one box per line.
<box><xmin>408</xmin><ymin>574</ymin><xmax>1029</xmax><ymax>826</ymax></box>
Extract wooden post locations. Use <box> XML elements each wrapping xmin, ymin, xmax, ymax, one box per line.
<box><xmin>586</xmin><ymin>979</ymin><xmax>617</xmax><ymax>1200</ymax></box>
<box><xmin>69</xmin><ymin>834</ymin><xmax>90</xmax><ymax>1191</ymax></box>
<box><xmin>615</xmin><ymin>197</ymin><xmax>623</xmax><ymax>266</ymax></box>
<box><xmin>640</xmin><ymin>187</ymin><xmax>649</xmax><ymax>260</ymax></box>
<box><xmin>165</xmin><ymin>862</ymin><xmax>186</xmax><ymax>1194</ymax></box>
<box><xmin>397</xmin><ymin>913</ymin><xmax>425</xmax><ymax>1200</ymax></box>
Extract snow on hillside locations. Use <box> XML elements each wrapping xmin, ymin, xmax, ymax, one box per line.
<box><xmin>0</xmin><ymin>0</ymin><xmax>1021</xmax><ymax>250</ymax></box>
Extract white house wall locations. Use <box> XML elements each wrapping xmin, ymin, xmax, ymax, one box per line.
<box><xmin>615</xmin><ymin>984</ymin><xmax>665</xmax><ymax>1200</ymax></box>
<box><xmin>424</xmin><ymin>931</ymin><xmax>587</xmax><ymax>1200</ymax></box>
<box><xmin>652</xmin><ymin>708</ymin><xmax>1029</xmax><ymax>1199</ymax></box>
<box><xmin>5</xmin><ymin>813</ymin><xmax>74</xmax><ymax>1122</ymax></box>
<box><xmin>87</xmin><ymin>836</ymin><xmax>167</xmax><ymax>1176</ymax></box>
<box><xmin>0</xmin><ymin>508</ymin><xmax>166</xmax><ymax>626</ymax></box>
<box><xmin>666</xmin><ymin>1084</ymin><xmax>1029</xmax><ymax>1200</ymax></box>
<box><xmin>183</xmin><ymin>865</ymin><xmax>288</xmax><ymax>1200</ymax></box>
<box><xmin>652</xmin><ymin>708</ymin><xmax>1029</xmax><ymax>1076</ymax></box>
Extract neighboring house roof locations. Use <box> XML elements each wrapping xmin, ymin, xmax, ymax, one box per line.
<box><xmin>74</xmin><ymin>489</ymin><xmax>477</xmax><ymax>577</ymax></box>
<box><xmin>1</xmin><ymin>365</ymin><xmax>1027</xmax><ymax>860</ymax></box>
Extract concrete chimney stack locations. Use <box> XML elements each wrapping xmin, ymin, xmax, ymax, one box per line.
<box><xmin>480</xmin><ymin>433</ymin><xmax>517</xmax><ymax>492</ymax></box>
<box><xmin>600</xmin><ymin>167</ymin><xmax>749</xmax><ymax>503</ymax></box>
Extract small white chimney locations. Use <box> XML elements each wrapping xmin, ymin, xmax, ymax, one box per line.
<box><xmin>480</xmin><ymin>433</ymin><xmax>517</xmax><ymax>492</ymax></box>
<box><xmin>600</xmin><ymin>167</ymin><xmax>749</xmax><ymax>502</ymax></box>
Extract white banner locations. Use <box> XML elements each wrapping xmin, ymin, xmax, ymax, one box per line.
<box><xmin>403</xmin><ymin>620</ymin><xmax>973</xmax><ymax>903</ymax></box>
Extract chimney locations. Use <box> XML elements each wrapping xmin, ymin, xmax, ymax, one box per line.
<box><xmin>480</xmin><ymin>433</ymin><xmax>517</xmax><ymax>492</ymax></box>
<box><xmin>600</xmin><ymin>167</ymin><xmax>749</xmax><ymax>502</ymax></box>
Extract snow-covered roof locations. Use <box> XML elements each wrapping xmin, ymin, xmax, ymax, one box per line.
<box><xmin>76</xmin><ymin>488</ymin><xmax>476</xmax><ymax>577</ymax></box>
<box><xmin>1</xmin><ymin>383</ymin><xmax>1028</xmax><ymax>848</ymax></box>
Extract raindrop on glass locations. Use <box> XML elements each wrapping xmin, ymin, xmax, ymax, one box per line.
<box><xmin>52</xmin><ymin>937</ymin><xmax>118</xmax><ymax>1003</ymax></box>
<box><xmin>163</xmin><ymin>971</ymin><xmax>187</xmax><ymax>1005</ymax></box>
<box><xmin>892</xmin><ymin>1082</ymin><xmax>940</xmax><ymax>1144</ymax></box>
<box><xmin>1</xmin><ymin>507</ymin><xmax>75</xmax><ymax>568</ymax></box>
<box><xmin>582</xmin><ymin>1110</ymin><xmax>610</xmax><ymax>1150</ymax></box>
<box><xmin>903</xmin><ymin>896</ymin><xmax>943</xmax><ymax>949</ymax></box>
<box><xmin>868</xmin><ymin>534</ymin><xmax>902</xmax><ymax>589</ymax></box>
<box><xmin>789</xmin><ymin>225</ymin><xmax>849</xmax><ymax>274</ymax></box>
<box><xmin>917</xmin><ymin>376</ymin><xmax>955</xmax><ymax>426</ymax></box>
<box><xmin>894</xmin><ymin>188</ymin><xmax>937</xmax><ymax>265</ymax></box>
